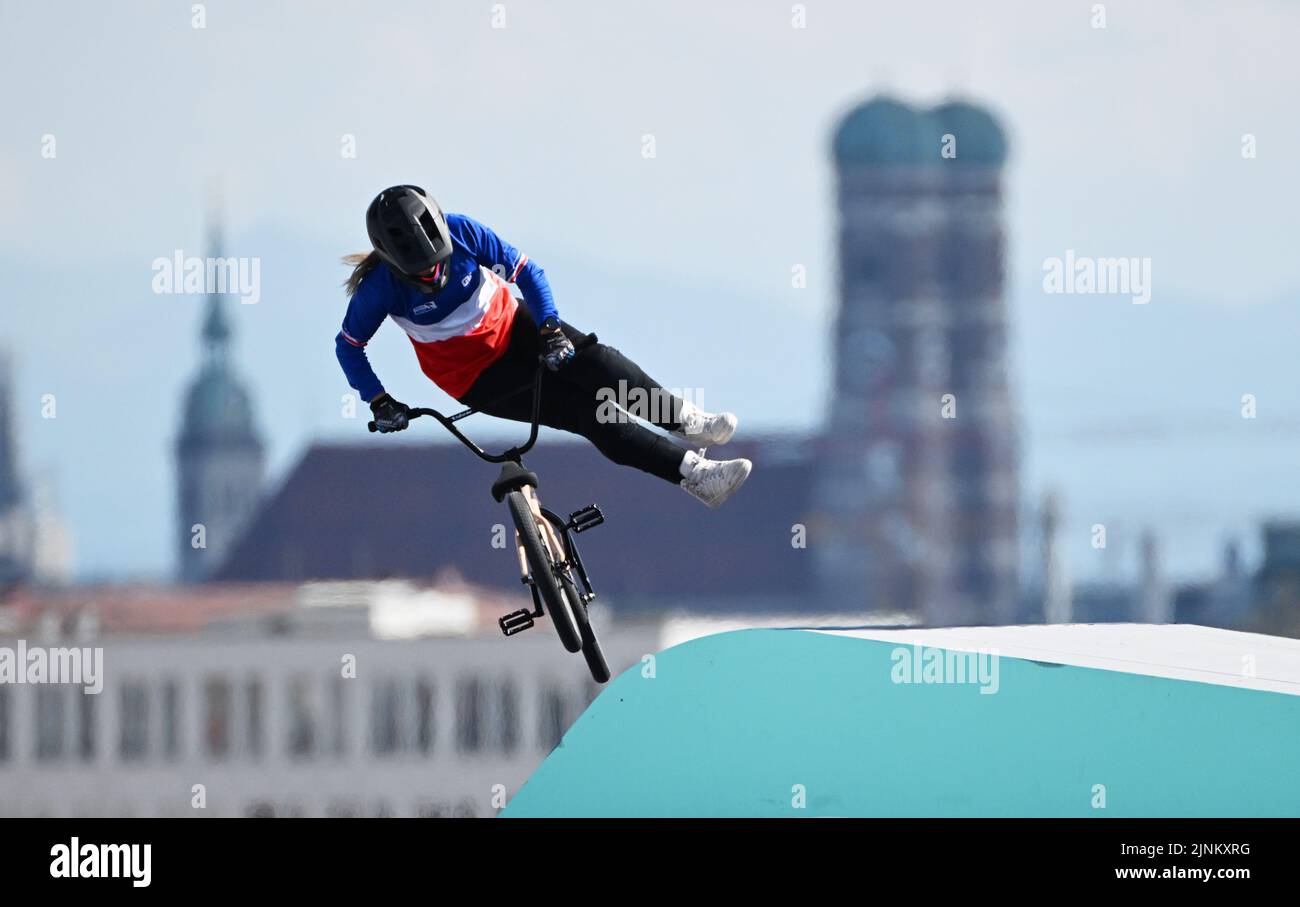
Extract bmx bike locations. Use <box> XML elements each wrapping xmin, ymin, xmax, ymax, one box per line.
<box><xmin>368</xmin><ymin>335</ymin><xmax>612</xmax><ymax>683</ymax></box>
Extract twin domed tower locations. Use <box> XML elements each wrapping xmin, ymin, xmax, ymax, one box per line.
<box><xmin>813</xmin><ymin>97</ymin><xmax>1020</xmax><ymax>625</ymax></box>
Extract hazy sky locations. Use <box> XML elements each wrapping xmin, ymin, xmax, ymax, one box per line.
<box><xmin>1</xmin><ymin>0</ymin><xmax>1298</xmax><ymax>583</ymax></box>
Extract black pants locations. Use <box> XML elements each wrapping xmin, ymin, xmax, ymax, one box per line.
<box><xmin>458</xmin><ymin>309</ymin><xmax>688</xmax><ymax>484</ymax></box>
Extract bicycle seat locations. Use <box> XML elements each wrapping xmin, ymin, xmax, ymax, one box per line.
<box><xmin>491</xmin><ymin>461</ymin><xmax>540</xmax><ymax>502</ymax></box>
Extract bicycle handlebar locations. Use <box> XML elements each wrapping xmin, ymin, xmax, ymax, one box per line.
<box><xmin>366</xmin><ymin>333</ymin><xmax>597</xmax><ymax>463</ymax></box>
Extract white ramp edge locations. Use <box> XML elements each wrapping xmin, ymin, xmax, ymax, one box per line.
<box><xmin>817</xmin><ymin>623</ymin><xmax>1300</xmax><ymax>697</ymax></box>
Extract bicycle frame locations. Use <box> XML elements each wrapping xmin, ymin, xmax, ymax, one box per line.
<box><xmin>513</xmin><ymin>485</ymin><xmax>565</xmax><ymax>578</ymax></box>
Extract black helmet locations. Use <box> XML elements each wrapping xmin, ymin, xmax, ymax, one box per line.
<box><xmin>366</xmin><ymin>185</ymin><xmax>453</xmax><ymax>293</ymax></box>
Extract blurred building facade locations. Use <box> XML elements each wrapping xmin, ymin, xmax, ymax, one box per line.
<box><xmin>0</xmin><ymin>349</ymin><xmax>71</xmax><ymax>587</ymax></box>
<box><xmin>175</xmin><ymin>219</ymin><xmax>265</xmax><ymax>583</ymax></box>
<box><xmin>811</xmin><ymin>98</ymin><xmax>1020</xmax><ymax>625</ymax></box>
<box><xmin>0</xmin><ymin>578</ymin><xmax>652</xmax><ymax>817</ymax></box>
<box><xmin>0</xmin><ymin>350</ymin><xmax>30</xmax><ymax>587</ymax></box>
<box><xmin>213</xmin><ymin>436</ymin><xmax>818</xmax><ymax>611</ymax></box>
<box><xmin>1238</xmin><ymin>522</ymin><xmax>1300</xmax><ymax>637</ymax></box>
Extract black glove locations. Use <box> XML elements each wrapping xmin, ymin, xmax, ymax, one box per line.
<box><xmin>541</xmin><ymin>323</ymin><xmax>575</xmax><ymax>372</ymax></box>
<box><xmin>369</xmin><ymin>392</ymin><xmax>411</xmax><ymax>433</ymax></box>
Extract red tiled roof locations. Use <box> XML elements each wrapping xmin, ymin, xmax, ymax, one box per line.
<box><xmin>1</xmin><ymin>582</ymin><xmax>298</xmax><ymax>634</ymax></box>
<box><xmin>0</xmin><ymin>571</ymin><xmax>524</xmax><ymax>635</ymax></box>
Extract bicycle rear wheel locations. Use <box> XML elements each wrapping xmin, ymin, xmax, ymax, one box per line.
<box><xmin>507</xmin><ymin>491</ymin><xmax>581</xmax><ymax>653</ymax></box>
<box><xmin>560</xmin><ymin>572</ymin><xmax>611</xmax><ymax>683</ymax></box>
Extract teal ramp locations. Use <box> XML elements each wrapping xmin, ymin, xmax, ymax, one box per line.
<box><xmin>503</xmin><ymin>626</ymin><xmax>1300</xmax><ymax>817</ymax></box>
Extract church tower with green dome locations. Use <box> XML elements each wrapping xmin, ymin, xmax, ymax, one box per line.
<box><xmin>175</xmin><ymin>217</ymin><xmax>265</xmax><ymax>582</ymax></box>
<box><xmin>813</xmin><ymin>96</ymin><xmax>1020</xmax><ymax>625</ymax></box>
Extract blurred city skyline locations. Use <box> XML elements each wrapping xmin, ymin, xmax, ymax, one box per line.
<box><xmin>1</xmin><ymin>1</ymin><xmax>1298</xmax><ymax>581</ymax></box>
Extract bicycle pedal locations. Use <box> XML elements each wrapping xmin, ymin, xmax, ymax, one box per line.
<box><xmin>568</xmin><ymin>504</ymin><xmax>604</xmax><ymax>533</ymax></box>
<box><xmin>499</xmin><ymin>609</ymin><xmax>534</xmax><ymax>636</ymax></box>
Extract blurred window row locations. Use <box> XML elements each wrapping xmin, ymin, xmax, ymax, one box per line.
<box><xmin>0</xmin><ymin>673</ymin><xmax>582</xmax><ymax>765</ymax></box>
<box><xmin>248</xmin><ymin>798</ymin><xmax>480</xmax><ymax>818</ymax></box>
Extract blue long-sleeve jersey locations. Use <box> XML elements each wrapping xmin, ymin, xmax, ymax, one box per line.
<box><xmin>336</xmin><ymin>213</ymin><xmax>557</xmax><ymax>402</ymax></box>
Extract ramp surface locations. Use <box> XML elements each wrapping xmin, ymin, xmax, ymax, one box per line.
<box><xmin>503</xmin><ymin>625</ymin><xmax>1300</xmax><ymax>817</ymax></box>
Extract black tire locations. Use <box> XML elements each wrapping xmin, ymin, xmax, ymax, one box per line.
<box><xmin>507</xmin><ymin>491</ymin><xmax>581</xmax><ymax>653</ymax></box>
<box><xmin>560</xmin><ymin>572</ymin><xmax>611</xmax><ymax>683</ymax></box>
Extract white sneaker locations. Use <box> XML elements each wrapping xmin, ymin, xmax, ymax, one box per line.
<box><xmin>673</xmin><ymin>401</ymin><xmax>737</xmax><ymax>446</ymax></box>
<box><xmin>679</xmin><ymin>451</ymin><xmax>752</xmax><ymax>508</ymax></box>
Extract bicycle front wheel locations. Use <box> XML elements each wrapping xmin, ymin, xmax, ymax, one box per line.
<box><xmin>507</xmin><ymin>491</ymin><xmax>582</xmax><ymax>653</ymax></box>
<box><xmin>560</xmin><ymin>572</ymin><xmax>611</xmax><ymax>683</ymax></box>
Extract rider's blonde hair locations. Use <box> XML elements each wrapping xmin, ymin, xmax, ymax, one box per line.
<box><xmin>342</xmin><ymin>251</ymin><xmax>381</xmax><ymax>297</ymax></box>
